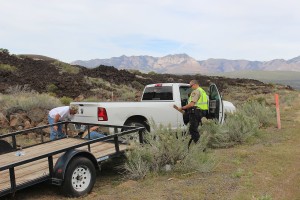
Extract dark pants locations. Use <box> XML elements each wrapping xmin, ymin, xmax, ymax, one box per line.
<box><xmin>188</xmin><ymin>108</ymin><xmax>207</xmax><ymax>147</ymax></box>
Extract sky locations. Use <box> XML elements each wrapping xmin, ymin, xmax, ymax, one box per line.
<box><xmin>1</xmin><ymin>0</ymin><xmax>300</xmax><ymax>63</ymax></box>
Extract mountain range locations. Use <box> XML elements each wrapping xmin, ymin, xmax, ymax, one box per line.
<box><xmin>71</xmin><ymin>54</ymin><xmax>300</xmax><ymax>74</ymax></box>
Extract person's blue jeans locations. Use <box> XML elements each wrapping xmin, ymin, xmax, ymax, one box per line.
<box><xmin>48</xmin><ymin>115</ymin><xmax>65</xmax><ymax>140</ymax></box>
<box><xmin>84</xmin><ymin>131</ymin><xmax>105</xmax><ymax>140</ymax></box>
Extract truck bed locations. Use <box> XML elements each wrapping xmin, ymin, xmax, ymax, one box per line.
<box><xmin>0</xmin><ymin>137</ymin><xmax>127</xmax><ymax>192</ymax></box>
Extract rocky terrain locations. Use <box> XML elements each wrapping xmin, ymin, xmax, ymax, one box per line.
<box><xmin>0</xmin><ymin>52</ymin><xmax>91</xmax><ymax>98</ymax></box>
<box><xmin>0</xmin><ymin>51</ymin><xmax>275</xmax><ymax>98</ymax></box>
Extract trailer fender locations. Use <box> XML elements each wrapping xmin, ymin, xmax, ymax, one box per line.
<box><xmin>53</xmin><ymin>149</ymin><xmax>99</xmax><ymax>181</ymax></box>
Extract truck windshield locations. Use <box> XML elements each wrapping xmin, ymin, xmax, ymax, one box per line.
<box><xmin>142</xmin><ymin>86</ymin><xmax>173</xmax><ymax>100</ymax></box>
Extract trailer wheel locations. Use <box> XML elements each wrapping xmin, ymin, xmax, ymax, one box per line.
<box><xmin>61</xmin><ymin>157</ymin><xmax>96</xmax><ymax>197</ymax></box>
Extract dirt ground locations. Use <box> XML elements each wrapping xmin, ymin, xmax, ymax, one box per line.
<box><xmin>1</xmin><ymin>93</ymin><xmax>300</xmax><ymax>200</ymax></box>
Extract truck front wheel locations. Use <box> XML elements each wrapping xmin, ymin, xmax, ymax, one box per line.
<box><xmin>61</xmin><ymin>157</ymin><xmax>96</xmax><ymax>197</ymax></box>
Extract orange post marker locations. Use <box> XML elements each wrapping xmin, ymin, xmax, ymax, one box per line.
<box><xmin>275</xmin><ymin>93</ymin><xmax>281</xmax><ymax>129</ymax></box>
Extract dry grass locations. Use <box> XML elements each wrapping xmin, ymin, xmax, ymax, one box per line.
<box><xmin>52</xmin><ymin>61</ymin><xmax>80</xmax><ymax>74</ymax></box>
<box><xmin>1</xmin><ymin>85</ymin><xmax>62</xmax><ymax>111</ymax></box>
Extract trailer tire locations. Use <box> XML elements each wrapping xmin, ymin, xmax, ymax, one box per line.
<box><xmin>61</xmin><ymin>157</ymin><xmax>96</xmax><ymax>197</ymax></box>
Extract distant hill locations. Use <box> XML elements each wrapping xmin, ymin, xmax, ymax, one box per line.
<box><xmin>72</xmin><ymin>54</ymin><xmax>206</xmax><ymax>74</ymax></box>
<box><xmin>71</xmin><ymin>54</ymin><xmax>300</xmax><ymax>74</ymax></box>
<box><xmin>210</xmin><ymin>70</ymin><xmax>300</xmax><ymax>90</ymax></box>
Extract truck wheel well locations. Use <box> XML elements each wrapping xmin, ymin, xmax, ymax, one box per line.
<box><xmin>124</xmin><ymin>116</ymin><xmax>150</xmax><ymax>131</ymax></box>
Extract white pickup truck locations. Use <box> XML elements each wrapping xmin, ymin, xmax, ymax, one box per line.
<box><xmin>71</xmin><ymin>83</ymin><xmax>236</xmax><ymax>133</ymax></box>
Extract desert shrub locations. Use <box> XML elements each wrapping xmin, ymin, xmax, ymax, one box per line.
<box><xmin>131</xmin><ymin>81</ymin><xmax>144</xmax><ymax>90</ymax></box>
<box><xmin>123</xmin><ymin>124</ymin><xmax>216</xmax><ymax>179</ymax></box>
<box><xmin>128</xmin><ymin>69</ymin><xmax>143</xmax><ymax>75</ymax></box>
<box><xmin>5</xmin><ymin>85</ymin><xmax>32</xmax><ymax>94</ymax></box>
<box><xmin>123</xmin><ymin>92</ymin><xmax>136</xmax><ymax>101</ymax></box>
<box><xmin>254</xmin><ymin>96</ymin><xmax>267</xmax><ymax>105</ymax></box>
<box><xmin>117</xmin><ymin>90</ymin><xmax>136</xmax><ymax>101</ymax></box>
<box><xmin>257</xmin><ymin>194</ymin><xmax>272</xmax><ymax>200</ymax></box>
<box><xmin>123</xmin><ymin>144</ymin><xmax>152</xmax><ymax>179</ymax></box>
<box><xmin>202</xmin><ymin>120</ymin><xmax>235</xmax><ymax>148</ymax></box>
<box><xmin>225</xmin><ymin>112</ymin><xmax>259</xmax><ymax>143</ymax></box>
<box><xmin>148</xmin><ymin>71</ymin><xmax>157</xmax><ymax>75</ymax></box>
<box><xmin>60</xmin><ymin>96</ymin><xmax>73</xmax><ymax>105</ymax></box>
<box><xmin>277</xmin><ymin>91</ymin><xmax>298</xmax><ymax>107</ymax></box>
<box><xmin>240</xmin><ymin>101</ymin><xmax>275</xmax><ymax>127</ymax></box>
<box><xmin>46</xmin><ymin>83</ymin><xmax>58</xmax><ymax>93</ymax></box>
<box><xmin>84</xmin><ymin>76</ymin><xmax>111</xmax><ymax>89</ymax></box>
<box><xmin>85</xmin><ymin>76</ymin><xmax>140</xmax><ymax>101</ymax></box>
<box><xmin>0</xmin><ymin>64</ymin><xmax>17</xmax><ymax>72</ymax></box>
<box><xmin>1</xmin><ymin>86</ymin><xmax>62</xmax><ymax>111</ymax></box>
<box><xmin>203</xmin><ymin>100</ymin><xmax>274</xmax><ymax>148</ymax></box>
<box><xmin>115</xmin><ymin>85</ymin><xmax>138</xmax><ymax>101</ymax></box>
<box><xmin>174</xmin><ymin>143</ymin><xmax>218</xmax><ymax>173</ymax></box>
<box><xmin>53</xmin><ymin>61</ymin><xmax>80</xmax><ymax>74</ymax></box>
<box><xmin>48</xmin><ymin>92</ymin><xmax>57</xmax><ymax>97</ymax></box>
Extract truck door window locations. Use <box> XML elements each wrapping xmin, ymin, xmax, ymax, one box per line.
<box><xmin>142</xmin><ymin>86</ymin><xmax>173</xmax><ymax>100</ymax></box>
<box><xmin>179</xmin><ymin>86</ymin><xmax>192</xmax><ymax>106</ymax></box>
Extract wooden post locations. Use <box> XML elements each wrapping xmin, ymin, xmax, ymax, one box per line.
<box><xmin>275</xmin><ymin>94</ymin><xmax>281</xmax><ymax>129</ymax></box>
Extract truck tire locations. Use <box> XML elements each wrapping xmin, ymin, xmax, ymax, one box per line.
<box><xmin>61</xmin><ymin>157</ymin><xmax>96</xmax><ymax>197</ymax></box>
<box><xmin>123</xmin><ymin>120</ymin><xmax>149</xmax><ymax>143</ymax></box>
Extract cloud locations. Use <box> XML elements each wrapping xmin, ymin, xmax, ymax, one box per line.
<box><xmin>1</xmin><ymin>0</ymin><xmax>300</xmax><ymax>62</ymax></box>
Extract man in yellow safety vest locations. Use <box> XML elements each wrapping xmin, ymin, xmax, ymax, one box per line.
<box><xmin>178</xmin><ymin>80</ymin><xmax>208</xmax><ymax>147</ymax></box>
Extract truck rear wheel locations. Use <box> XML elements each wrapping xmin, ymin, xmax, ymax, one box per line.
<box><xmin>61</xmin><ymin>157</ymin><xmax>96</xmax><ymax>197</ymax></box>
<box><xmin>123</xmin><ymin>120</ymin><xmax>149</xmax><ymax>143</ymax></box>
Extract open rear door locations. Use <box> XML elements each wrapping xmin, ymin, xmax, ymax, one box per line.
<box><xmin>207</xmin><ymin>84</ymin><xmax>224</xmax><ymax>124</ymax></box>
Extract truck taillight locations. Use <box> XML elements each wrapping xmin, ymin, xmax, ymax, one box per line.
<box><xmin>155</xmin><ymin>83</ymin><xmax>162</xmax><ymax>87</ymax></box>
<box><xmin>98</xmin><ymin>107</ymin><xmax>108</xmax><ymax>121</ymax></box>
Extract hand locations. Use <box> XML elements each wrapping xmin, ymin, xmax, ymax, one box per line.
<box><xmin>53</xmin><ymin>125</ymin><xmax>58</xmax><ymax>131</ymax></box>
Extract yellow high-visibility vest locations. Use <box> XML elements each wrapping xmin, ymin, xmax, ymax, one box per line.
<box><xmin>188</xmin><ymin>87</ymin><xmax>208</xmax><ymax>110</ymax></box>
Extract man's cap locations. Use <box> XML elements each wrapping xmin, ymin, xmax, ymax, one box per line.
<box><xmin>70</xmin><ymin>105</ymin><xmax>79</xmax><ymax>112</ymax></box>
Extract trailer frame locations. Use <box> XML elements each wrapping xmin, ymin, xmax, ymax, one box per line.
<box><xmin>0</xmin><ymin>121</ymin><xmax>144</xmax><ymax>197</ymax></box>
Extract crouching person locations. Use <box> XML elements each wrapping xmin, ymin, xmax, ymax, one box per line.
<box><xmin>48</xmin><ymin>105</ymin><xmax>79</xmax><ymax>140</ymax></box>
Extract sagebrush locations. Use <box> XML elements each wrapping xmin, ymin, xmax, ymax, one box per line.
<box><xmin>123</xmin><ymin>123</ymin><xmax>216</xmax><ymax>179</ymax></box>
<box><xmin>203</xmin><ymin>100</ymin><xmax>275</xmax><ymax>148</ymax></box>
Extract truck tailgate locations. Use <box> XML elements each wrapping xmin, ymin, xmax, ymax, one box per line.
<box><xmin>71</xmin><ymin>103</ymin><xmax>100</xmax><ymax>124</ymax></box>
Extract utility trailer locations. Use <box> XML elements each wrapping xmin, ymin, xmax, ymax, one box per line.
<box><xmin>0</xmin><ymin>122</ymin><xmax>144</xmax><ymax>197</ymax></box>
